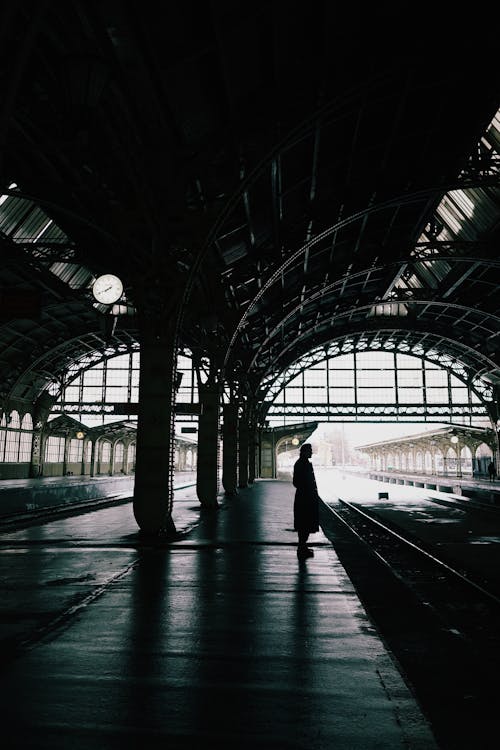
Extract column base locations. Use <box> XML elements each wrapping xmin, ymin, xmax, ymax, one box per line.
<box><xmin>199</xmin><ymin>498</ymin><xmax>220</xmax><ymax>509</ymax></box>
<box><xmin>137</xmin><ymin>515</ymin><xmax>177</xmax><ymax>541</ymax></box>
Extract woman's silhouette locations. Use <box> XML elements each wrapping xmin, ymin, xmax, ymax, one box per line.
<box><xmin>292</xmin><ymin>443</ymin><xmax>320</xmax><ymax>559</ymax></box>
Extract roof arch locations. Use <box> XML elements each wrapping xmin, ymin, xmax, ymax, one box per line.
<box><xmin>0</xmin><ymin>4</ymin><xmax>497</xmax><ymax>414</ymax></box>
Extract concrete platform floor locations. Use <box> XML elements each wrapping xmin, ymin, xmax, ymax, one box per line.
<box><xmin>0</xmin><ymin>479</ymin><xmax>438</xmax><ymax>749</ymax></box>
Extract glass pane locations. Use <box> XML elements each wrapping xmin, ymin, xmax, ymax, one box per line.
<box><xmin>356</xmin><ymin>351</ymin><xmax>394</xmax><ymax>368</ymax></box>
<box><xmin>105</xmin><ymin>387</ymin><xmax>128</xmax><ymax>402</ymax></box>
<box><xmin>329</xmin><ymin>388</ymin><xmax>355</xmax><ymax>403</ymax></box>
<box><xmin>107</xmin><ymin>354</ymin><xmax>130</xmax><ymax>368</ymax></box>
<box><xmin>357</xmin><ymin>371</ymin><xmax>395</xmax><ymax>388</ymax></box>
<box><xmin>398</xmin><ymin>371</ymin><xmax>423</xmax><ymax>387</ymax></box>
<box><xmin>426</xmin><ymin>388</ymin><xmax>448</xmax><ymax>403</ymax></box>
<box><xmin>357</xmin><ymin>388</ymin><xmax>395</xmax><ymax>403</ymax></box>
<box><xmin>304</xmin><ymin>387</ymin><xmax>327</xmax><ymax>403</ymax></box>
<box><xmin>328</xmin><ymin>354</ymin><xmax>354</xmax><ymax>369</ymax></box>
<box><xmin>329</xmin><ymin>371</ymin><xmax>354</xmax><ymax>386</ymax></box>
<box><xmin>106</xmin><ymin>370</ymin><xmax>129</xmax><ymax>385</ymax></box>
<box><xmin>84</xmin><ymin>369</ymin><xmax>103</xmax><ymax>385</ymax></box>
<box><xmin>304</xmin><ymin>369</ymin><xmax>326</xmax><ymax>386</ymax></box>
<box><xmin>82</xmin><ymin>387</ymin><xmax>102</xmax><ymax>402</ymax></box>
<box><xmin>396</xmin><ymin>354</ymin><xmax>421</xmax><ymax>368</ymax></box>
<box><xmin>398</xmin><ymin>388</ymin><xmax>423</xmax><ymax>403</ymax></box>
<box><xmin>452</xmin><ymin>388</ymin><xmax>468</xmax><ymax>403</ymax></box>
<box><xmin>288</xmin><ymin>374</ymin><xmax>303</xmax><ymax>387</ymax></box>
<box><xmin>450</xmin><ymin>374</ymin><xmax>465</xmax><ymax>387</ymax></box>
<box><xmin>425</xmin><ymin>370</ymin><xmax>447</xmax><ymax>387</ymax></box>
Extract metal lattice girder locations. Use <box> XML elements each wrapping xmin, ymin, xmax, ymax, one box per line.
<box><xmin>267</xmin><ymin>404</ymin><xmax>488</xmax><ymax>418</ymax></box>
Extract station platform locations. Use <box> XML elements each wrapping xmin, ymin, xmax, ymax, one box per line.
<box><xmin>0</xmin><ymin>479</ymin><xmax>438</xmax><ymax>749</ymax></box>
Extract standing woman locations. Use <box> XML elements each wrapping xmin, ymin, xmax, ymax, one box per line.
<box><xmin>292</xmin><ymin>443</ymin><xmax>320</xmax><ymax>559</ymax></box>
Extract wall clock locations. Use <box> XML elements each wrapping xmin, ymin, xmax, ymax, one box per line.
<box><xmin>92</xmin><ymin>274</ymin><xmax>123</xmax><ymax>304</ymax></box>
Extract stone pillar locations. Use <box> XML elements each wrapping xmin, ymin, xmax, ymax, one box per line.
<box><xmin>122</xmin><ymin>442</ymin><xmax>129</xmax><ymax>475</ymax></box>
<box><xmin>179</xmin><ymin>445</ymin><xmax>186</xmax><ymax>471</ymax></box>
<box><xmin>259</xmin><ymin>429</ymin><xmax>276</xmax><ymax>478</ymax></box>
<box><xmin>90</xmin><ymin>439</ymin><xmax>96</xmax><ymax>477</ymax></box>
<box><xmin>248</xmin><ymin>413</ymin><xmax>257</xmax><ymax>484</ymax></box>
<box><xmin>133</xmin><ymin>319</ymin><xmax>178</xmax><ymax>536</ymax></box>
<box><xmin>80</xmin><ymin>441</ymin><xmax>86</xmax><ymax>476</ymax></box>
<box><xmin>63</xmin><ymin>435</ymin><xmax>70</xmax><ymax>476</ymax></box>
<box><xmin>30</xmin><ymin>429</ymin><xmax>43</xmax><ymax>477</ymax></box>
<box><xmin>238</xmin><ymin>405</ymin><xmax>249</xmax><ymax>488</ymax></box>
<box><xmin>30</xmin><ymin>392</ymin><xmax>57</xmax><ymax>478</ymax></box>
<box><xmin>196</xmin><ymin>378</ymin><xmax>221</xmax><ymax>507</ymax></box>
<box><xmin>487</xmin><ymin>395</ymin><xmax>500</xmax><ymax>476</ymax></box>
<box><xmin>109</xmin><ymin>441</ymin><xmax>116</xmax><ymax>476</ymax></box>
<box><xmin>248</xmin><ymin>420</ymin><xmax>257</xmax><ymax>484</ymax></box>
<box><xmin>222</xmin><ymin>402</ymin><xmax>238</xmax><ymax>495</ymax></box>
<box><xmin>97</xmin><ymin>440</ymin><xmax>104</xmax><ymax>475</ymax></box>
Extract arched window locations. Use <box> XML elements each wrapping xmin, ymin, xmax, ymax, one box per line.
<box><xmin>4</xmin><ymin>411</ymin><xmax>21</xmax><ymax>461</ymax></box>
<box><xmin>21</xmin><ymin>413</ymin><xmax>33</xmax><ymax>430</ymax></box>
<box><xmin>68</xmin><ymin>438</ymin><xmax>83</xmax><ymax>462</ymax></box>
<box><xmin>445</xmin><ymin>447</ymin><xmax>457</xmax><ymax>474</ymax></box>
<box><xmin>476</xmin><ymin>442</ymin><xmax>493</xmax><ymax>458</ymax></box>
<box><xmin>45</xmin><ymin>436</ymin><xmax>65</xmax><ymax>462</ymax></box>
<box><xmin>18</xmin><ymin>420</ymin><xmax>33</xmax><ymax>461</ymax></box>
<box><xmin>460</xmin><ymin>445</ymin><xmax>473</xmax><ymax>476</ymax></box>
<box><xmin>114</xmin><ymin>442</ymin><xmax>124</xmax><ymax>471</ymax></box>
<box><xmin>265</xmin><ymin>349</ymin><xmax>489</xmax><ymax>428</ymax></box>
<box><xmin>475</xmin><ymin>442</ymin><xmax>493</xmax><ymax>476</ymax></box>
<box><xmin>54</xmin><ymin>350</ymin><xmax>198</xmax><ymax>436</ymax></box>
<box><xmin>0</xmin><ymin>411</ymin><xmax>33</xmax><ymax>464</ymax></box>
<box><xmin>128</xmin><ymin>443</ymin><xmax>136</xmax><ymax>469</ymax></box>
<box><xmin>101</xmin><ymin>442</ymin><xmax>111</xmax><ymax>462</ymax></box>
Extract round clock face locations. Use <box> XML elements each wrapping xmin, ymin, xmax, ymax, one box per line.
<box><xmin>92</xmin><ymin>274</ymin><xmax>123</xmax><ymax>304</ymax></box>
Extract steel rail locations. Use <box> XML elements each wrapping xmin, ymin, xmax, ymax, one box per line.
<box><xmin>322</xmin><ymin>497</ymin><xmax>500</xmax><ymax>607</ymax></box>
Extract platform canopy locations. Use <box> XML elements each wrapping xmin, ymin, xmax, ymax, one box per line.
<box><xmin>357</xmin><ymin>425</ymin><xmax>497</xmax><ymax>452</ymax></box>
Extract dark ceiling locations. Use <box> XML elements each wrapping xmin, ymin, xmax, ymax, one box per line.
<box><xmin>0</xmin><ymin>2</ymin><xmax>498</xmax><ymax>410</ymax></box>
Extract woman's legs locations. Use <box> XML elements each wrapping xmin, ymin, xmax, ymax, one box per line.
<box><xmin>298</xmin><ymin>530</ymin><xmax>309</xmax><ymax>547</ymax></box>
<box><xmin>297</xmin><ymin>530</ymin><xmax>313</xmax><ymax>557</ymax></box>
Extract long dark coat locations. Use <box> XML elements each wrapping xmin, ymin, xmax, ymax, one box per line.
<box><xmin>292</xmin><ymin>456</ymin><xmax>320</xmax><ymax>533</ymax></box>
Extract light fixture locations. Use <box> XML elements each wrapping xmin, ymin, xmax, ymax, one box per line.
<box><xmin>291</xmin><ymin>436</ymin><xmax>300</xmax><ymax>446</ymax></box>
<box><xmin>76</xmin><ymin>431</ymin><xmax>84</xmax><ymax>440</ymax></box>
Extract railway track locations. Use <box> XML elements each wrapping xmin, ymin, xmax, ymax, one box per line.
<box><xmin>0</xmin><ymin>481</ymin><xmax>197</xmax><ymax>531</ymax></box>
<box><xmin>319</xmin><ymin>497</ymin><xmax>500</xmax><ymax>750</ymax></box>
<box><xmin>331</xmin><ymin>497</ymin><xmax>500</xmax><ymax>620</ymax></box>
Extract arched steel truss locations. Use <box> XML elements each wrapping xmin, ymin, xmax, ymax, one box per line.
<box><xmin>258</xmin><ymin>339</ymin><xmax>494</xmax><ymax>425</ymax></box>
